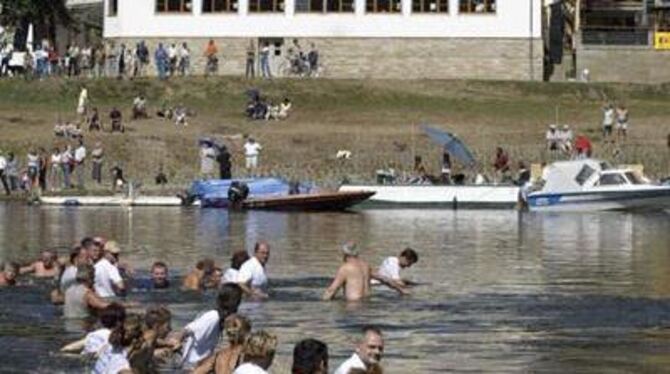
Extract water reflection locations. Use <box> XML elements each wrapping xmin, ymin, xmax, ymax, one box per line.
<box><xmin>0</xmin><ymin>203</ymin><xmax>669</xmax><ymax>372</ymax></box>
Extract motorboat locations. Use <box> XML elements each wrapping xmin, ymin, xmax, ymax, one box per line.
<box><xmin>526</xmin><ymin>159</ymin><xmax>670</xmax><ymax>212</ymax></box>
<box><xmin>240</xmin><ymin>191</ymin><xmax>376</xmax><ymax>211</ymax></box>
<box><xmin>338</xmin><ymin>183</ymin><xmax>520</xmax><ymax>209</ymax></box>
<box><xmin>39</xmin><ymin>195</ymin><xmax>194</xmax><ymax>207</ymax></box>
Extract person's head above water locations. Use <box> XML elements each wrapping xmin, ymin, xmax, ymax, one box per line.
<box><xmin>224</xmin><ymin>314</ymin><xmax>251</xmax><ymax>345</ymax></box>
<box><xmin>292</xmin><ymin>338</ymin><xmax>329</xmax><ymax>374</ymax></box>
<box><xmin>341</xmin><ymin>242</ymin><xmax>359</xmax><ymax>258</ymax></box>
<box><xmin>254</xmin><ymin>241</ymin><xmax>270</xmax><ymax>266</ymax></box>
<box><xmin>217</xmin><ymin>283</ymin><xmax>243</xmax><ymax>322</ymax></box>
<box><xmin>40</xmin><ymin>249</ymin><xmax>58</xmax><ymax>268</ymax></box>
<box><xmin>398</xmin><ymin>248</ymin><xmax>419</xmax><ymax>269</ymax></box>
<box><xmin>242</xmin><ymin>330</ymin><xmax>278</xmax><ymax>370</ymax></box>
<box><xmin>99</xmin><ymin>302</ymin><xmax>126</xmax><ymax>330</ymax></box>
<box><xmin>145</xmin><ymin>305</ymin><xmax>172</xmax><ymax>338</ymax></box>
<box><xmin>356</xmin><ymin>326</ymin><xmax>384</xmax><ymax>367</ymax></box>
<box><xmin>2</xmin><ymin>262</ymin><xmax>19</xmax><ymax>284</ymax></box>
<box><xmin>150</xmin><ymin>261</ymin><xmax>169</xmax><ymax>289</ymax></box>
<box><xmin>230</xmin><ymin>250</ymin><xmax>250</xmax><ymax>270</ymax></box>
<box><xmin>75</xmin><ymin>264</ymin><xmax>95</xmax><ymax>286</ymax></box>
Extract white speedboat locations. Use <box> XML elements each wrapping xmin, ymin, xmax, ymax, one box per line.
<box><xmin>338</xmin><ymin>184</ymin><xmax>520</xmax><ymax>209</ymax></box>
<box><xmin>526</xmin><ymin>159</ymin><xmax>670</xmax><ymax>212</ymax></box>
<box><xmin>39</xmin><ymin>195</ymin><xmax>195</xmax><ymax>207</ymax></box>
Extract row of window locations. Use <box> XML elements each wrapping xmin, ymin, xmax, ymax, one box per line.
<box><xmin>108</xmin><ymin>0</ymin><xmax>494</xmax><ymax>15</ymax></box>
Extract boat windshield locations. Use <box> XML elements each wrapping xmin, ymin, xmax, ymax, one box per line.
<box><xmin>625</xmin><ymin>172</ymin><xmax>645</xmax><ymax>185</ymax></box>
<box><xmin>598</xmin><ymin>173</ymin><xmax>628</xmax><ymax>186</ymax></box>
<box><xmin>575</xmin><ymin>165</ymin><xmax>596</xmax><ymax>186</ymax></box>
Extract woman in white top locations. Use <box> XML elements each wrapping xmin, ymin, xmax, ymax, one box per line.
<box><xmin>93</xmin><ymin>314</ymin><xmax>144</xmax><ymax>374</ymax></box>
<box><xmin>49</xmin><ymin>147</ymin><xmax>61</xmax><ymax>191</ymax></box>
<box><xmin>221</xmin><ymin>250</ymin><xmax>250</xmax><ymax>285</ymax></box>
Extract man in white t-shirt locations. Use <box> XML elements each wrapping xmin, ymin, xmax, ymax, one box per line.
<box><xmin>376</xmin><ymin>247</ymin><xmax>419</xmax><ymax>290</ymax></box>
<box><xmin>237</xmin><ymin>241</ymin><xmax>270</xmax><ymax>298</ymax></box>
<box><xmin>172</xmin><ymin>283</ymin><xmax>243</xmax><ymax>369</ymax></box>
<box><xmin>74</xmin><ymin>139</ymin><xmax>87</xmax><ymax>188</ymax></box>
<box><xmin>244</xmin><ymin>138</ymin><xmax>262</xmax><ymax>171</ymax></box>
<box><xmin>334</xmin><ymin>326</ymin><xmax>384</xmax><ymax>374</ymax></box>
<box><xmin>93</xmin><ymin>241</ymin><xmax>125</xmax><ymax>298</ymax></box>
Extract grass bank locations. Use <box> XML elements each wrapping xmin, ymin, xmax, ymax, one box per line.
<box><xmin>0</xmin><ymin>77</ymin><xmax>669</xmax><ymax>193</ymax></box>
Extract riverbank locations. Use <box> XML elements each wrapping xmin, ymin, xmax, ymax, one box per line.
<box><xmin>1</xmin><ymin>77</ymin><xmax>669</xmax><ymax>193</ymax></box>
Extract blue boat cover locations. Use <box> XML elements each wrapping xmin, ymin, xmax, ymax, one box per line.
<box><xmin>190</xmin><ymin>178</ymin><xmax>312</xmax><ymax>207</ymax></box>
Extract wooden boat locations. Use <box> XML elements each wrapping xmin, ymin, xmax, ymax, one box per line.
<box><xmin>240</xmin><ymin>191</ymin><xmax>375</xmax><ymax>211</ymax></box>
<box><xmin>38</xmin><ymin>195</ymin><xmax>195</xmax><ymax>207</ymax></box>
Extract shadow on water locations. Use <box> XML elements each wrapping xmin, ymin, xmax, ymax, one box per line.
<box><xmin>1</xmin><ymin>203</ymin><xmax>670</xmax><ymax>372</ymax></box>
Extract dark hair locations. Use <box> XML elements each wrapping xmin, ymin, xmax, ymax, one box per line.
<box><xmin>254</xmin><ymin>241</ymin><xmax>268</xmax><ymax>253</ymax></box>
<box><xmin>151</xmin><ymin>261</ymin><xmax>168</xmax><ymax>272</ymax></box>
<box><xmin>217</xmin><ymin>283</ymin><xmax>243</xmax><ymax>322</ymax></box>
<box><xmin>145</xmin><ymin>305</ymin><xmax>171</xmax><ymax>329</ymax></box>
<box><xmin>80</xmin><ymin>237</ymin><xmax>94</xmax><ymax>248</ymax></box>
<box><xmin>231</xmin><ymin>250</ymin><xmax>250</xmax><ymax>270</ymax></box>
<box><xmin>292</xmin><ymin>339</ymin><xmax>328</xmax><ymax>374</ymax></box>
<box><xmin>99</xmin><ymin>303</ymin><xmax>126</xmax><ymax>329</ymax></box>
<box><xmin>109</xmin><ymin>314</ymin><xmax>143</xmax><ymax>349</ymax></box>
<box><xmin>400</xmin><ymin>248</ymin><xmax>419</xmax><ymax>264</ymax></box>
<box><xmin>69</xmin><ymin>246</ymin><xmax>83</xmax><ymax>265</ymax></box>
<box><xmin>362</xmin><ymin>325</ymin><xmax>382</xmax><ymax>337</ymax></box>
<box><xmin>196</xmin><ymin>258</ymin><xmax>216</xmax><ymax>274</ymax></box>
<box><xmin>75</xmin><ymin>264</ymin><xmax>95</xmax><ymax>285</ymax></box>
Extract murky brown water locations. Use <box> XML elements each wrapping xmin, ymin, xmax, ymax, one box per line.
<box><xmin>1</xmin><ymin>203</ymin><xmax>670</xmax><ymax>372</ymax></box>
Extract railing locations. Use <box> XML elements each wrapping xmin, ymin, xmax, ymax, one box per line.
<box><xmin>581</xmin><ymin>27</ymin><xmax>650</xmax><ymax>45</ymax></box>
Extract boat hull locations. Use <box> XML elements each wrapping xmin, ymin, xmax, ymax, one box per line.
<box><xmin>241</xmin><ymin>191</ymin><xmax>375</xmax><ymax>211</ymax></box>
<box><xmin>39</xmin><ymin>196</ymin><xmax>191</xmax><ymax>207</ymax></box>
<box><xmin>528</xmin><ymin>188</ymin><xmax>670</xmax><ymax>212</ymax></box>
<box><xmin>338</xmin><ymin>184</ymin><xmax>520</xmax><ymax>209</ymax></box>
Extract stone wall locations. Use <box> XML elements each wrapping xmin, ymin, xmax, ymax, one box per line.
<box><xmin>577</xmin><ymin>46</ymin><xmax>670</xmax><ymax>84</ymax></box>
<box><xmin>108</xmin><ymin>37</ymin><xmax>543</xmax><ymax>81</ymax></box>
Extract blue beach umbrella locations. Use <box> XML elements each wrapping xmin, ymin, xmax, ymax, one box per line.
<box><xmin>421</xmin><ymin>125</ymin><xmax>477</xmax><ymax>167</ymax></box>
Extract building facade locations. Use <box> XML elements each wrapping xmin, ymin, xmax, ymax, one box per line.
<box><xmin>104</xmin><ymin>0</ymin><xmax>542</xmax><ymax>80</ymax></box>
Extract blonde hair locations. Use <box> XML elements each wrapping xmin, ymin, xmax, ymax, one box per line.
<box><xmin>243</xmin><ymin>330</ymin><xmax>278</xmax><ymax>361</ymax></box>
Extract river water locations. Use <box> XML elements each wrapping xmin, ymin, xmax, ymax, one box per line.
<box><xmin>1</xmin><ymin>203</ymin><xmax>670</xmax><ymax>373</ymax></box>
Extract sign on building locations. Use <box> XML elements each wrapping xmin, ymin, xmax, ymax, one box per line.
<box><xmin>654</xmin><ymin>32</ymin><xmax>670</xmax><ymax>50</ymax></box>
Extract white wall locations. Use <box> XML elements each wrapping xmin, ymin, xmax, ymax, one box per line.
<box><xmin>105</xmin><ymin>0</ymin><xmax>542</xmax><ymax>39</ymax></box>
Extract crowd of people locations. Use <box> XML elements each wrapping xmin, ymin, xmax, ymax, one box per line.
<box><xmin>0</xmin><ymin>235</ymin><xmax>420</xmax><ymax>373</ymax></box>
<box><xmin>0</xmin><ymin>38</ymin><xmax>321</xmax><ymax>80</ymax></box>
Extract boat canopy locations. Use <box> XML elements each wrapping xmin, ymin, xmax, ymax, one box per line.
<box><xmin>542</xmin><ymin>159</ymin><xmax>610</xmax><ymax>193</ymax></box>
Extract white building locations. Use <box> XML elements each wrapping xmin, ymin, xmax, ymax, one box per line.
<box><xmin>103</xmin><ymin>0</ymin><xmax>543</xmax><ymax>79</ymax></box>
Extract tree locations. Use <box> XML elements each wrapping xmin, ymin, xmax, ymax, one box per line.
<box><xmin>0</xmin><ymin>0</ymin><xmax>72</xmax><ymax>49</ymax></box>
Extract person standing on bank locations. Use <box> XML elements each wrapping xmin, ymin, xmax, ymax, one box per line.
<box><xmin>74</xmin><ymin>139</ymin><xmax>87</xmax><ymax>189</ymax></box>
<box><xmin>245</xmin><ymin>40</ymin><xmax>255</xmax><ymax>79</ymax></box>
<box><xmin>244</xmin><ymin>138</ymin><xmax>262</xmax><ymax>173</ymax></box>
<box><xmin>91</xmin><ymin>142</ymin><xmax>104</xmax><ymax>184</ymax></box>
<box><xmin>217</xmin><ymin>145</ymin><xmax>232</xmax><ymax>180</ymax></box>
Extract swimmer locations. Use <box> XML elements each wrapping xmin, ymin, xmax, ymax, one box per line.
<box><xmin>61</xmin><ymin>302</ymin><xmax>126</xmax><ymax>356</ymax></box>
<box><xmin>375</xmin><ymin>247</ymin><xmax>419</xmax><ymax>290</ymax></box>
<box><xmin>182</xmin><ymin>258</ymin><xmax>216</xmax><ymax>291</ymax></box>
<box><xmin>128</xmin><ymin>306</ymin><xmax>173</xmax><ymax>373</ymax></box>
<box><xmin>222</xmin><ymin>250</ymin><xmax>250</xmax><ymax>285</ymax></box>
<box><xmin>233</xmin><ymin>330</ymin><xmax>278</xmax><ymax>374</ymax></box>
<box><xmin>334</xmin><ymin>326</ymin><xmax>384</xmax><ymax>374</ymax></box>
<box><xmin>134</xmin><ymin>261</ymin><xmax>170</xmax><ymax>290</ymax></box>
<box><xmin>92</xmin><ymin>240</ymin><xmax>126</xmax><ymax>298</ymax></box>
<box><xmin>0</xmin><ymin>262</ymin><xmax>19</xmax><ymax>287</ymax></box>
<box><xmin>20</xmin><ymin>249</ymin><xmax>61</xmax><ymax>278</ymax></box>
<box><xmin>64</xmin><ymin>264</ymin><xmax>111</xmax><ymax>319</ymax></box>
<box><xmin>172</xmin><ymin>283</ymin><xmax>244</xmax><ymax>369</ymax></box>
<box><xmin>93</xmin><ymin>314</ymin><xmax>145</xmax><ymax>374</ymax></box>
<box><xmin>236</xmin><ymin>241</ymin><xmax>270</xmax><ymax>299</ymax></box>
<box><xmin>322</xmin><ymin>243</ymin><xmax>408</xmax><ymax>302</ymax></box>
<box><xmin>193</xmin><ymin>314</ymin><xmax>252</xmax><ymax>374</ymax></box>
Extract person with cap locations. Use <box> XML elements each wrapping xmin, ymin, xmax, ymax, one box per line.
<box><xmin>93</xmin><ymin>240</ymin><xmax>126</xmax><ymax>298</ymax></box>
<box><xmin>322</xmin><ymin>242</ymin><xmax>408</xmax><ymax>302</ymax></box>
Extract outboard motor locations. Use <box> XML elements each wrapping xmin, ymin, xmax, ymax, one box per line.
<box><xmin>228</xmin><ymin>181</ymin><xmax>250</xmax><ymax>205</ymax></box>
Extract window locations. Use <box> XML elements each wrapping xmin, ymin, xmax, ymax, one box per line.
<box><xmin>202</xmin><ymin>0</ymin><xmax>238</xmax><ymax>12</ymax></box>
<box><xmin>625</xmin><ymin>172</ymin><xmax>645</xmax><ymax>185</ymax></box>
<box><xmin>249</xmin><ymin>0</ymin><xmax>285</xmax><ymax>12</ymax></box>
<box><xmin>459</xmin><ymin>0</ymin><xmax>495</xmax><ymax>13</ymax></box>
<box><xmin>598</xmin><ymin>173</ymin><xmax>627</xmax><ymax>186</ymax></box>
<box><xmin>366</xmin><ymin>0</ymin><xmax>401</xmax><ymax>13</ymax></box>
<box><xmin>109</xmin><ymin>0</ymin><xmax>118</xmax><ymax>16</ymax></box>
<box><xmin>295</xmin><ymin>0</ymin><xmax>354</xmax><ymax>12</ymax></box>
<box><xmin>413</xmin><ymin>0</ymin><xmax>447</xmax><ymax>13</ymax></box>
<box><xmin>575</xmin><ymin>165</ymin><xmax>596</xmax><ymax>186</ymax></box>
<box><xmin>156</xmin><ymin>0</ymin><xmax>193</xmax><ymax>13</ymax></box>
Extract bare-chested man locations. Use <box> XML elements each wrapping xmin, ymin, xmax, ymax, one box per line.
<box><xmin>322</xmin><ymin>243</ymin><xmax>407</xmax><ymax>302</ymax></box>
<box><xmin>20</xmin><ymin>249</ymin><xmax>61</xmax><ymax>278</ymax></box>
